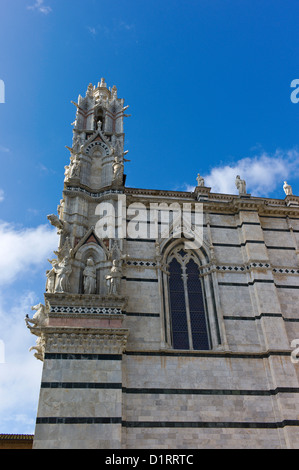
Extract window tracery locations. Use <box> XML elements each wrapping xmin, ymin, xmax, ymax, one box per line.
<box><xmin>167</xmin><ymin>247</ymin><xmax>210</xmax><ymax>350</ymax></box>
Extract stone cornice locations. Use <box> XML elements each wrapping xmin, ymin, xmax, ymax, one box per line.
<box><xmin>63</xmin><ymin>183</ymin><xmax>299</xmax><ymax>217</ymax></box>
<box><xmin>64</xmin><ymin>184</ymin><xmax>123</xmax><ymax>201</ymax></box>
<box><xmin>124</xmin><ymin>187</ymin><xmax>299</xmax><ymax>215</ymax></box>
<box><xmin>124</xmin><ymin>187</ymin><xmax>195</xmax><ymax>200</ymax></box>
<box><xmin>45</xmin><ymin>293</ymin><xmax>128</xmax><ymax>311</ymax></box>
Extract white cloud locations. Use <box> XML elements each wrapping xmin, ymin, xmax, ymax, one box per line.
<box><xmin>27</xmin><ymin>0</ymin><xmax>52</xmax><ymax>15</ymax></box>
<box><xmin>0</xmin><ymin>221</ymin><xmax>57</xmax><ymax>433</ymax></box>
<box><xmin>87</xmin><ymin>20</ymin><xmax>135</xmax><ymax>39</ymax></box>
<box><xmin>0</xmin><ymin>291</ymin><xmax>43</xmax><ymax>434</ymax></box>
<box><xmin>87</xmin><ymin>26</ymin><xmax>97</xmax><ymax>36</ymax></box>
<box><xmin>0</xmin><ymin>190</ymin><xmax>4</xmax><ymax>202</ymax></box>
<box><xmin>0</xmin><ymin>222</ymin><xmax>57</xmax><ymax>286</ymax></box>
<box><xmin>189</xmin><ymin>149</ymin><xmax>299</xmax><ymax>197</ymax></box>
<box><xmin>118</xmin><ymin>20</ymin><xmax>135</xmax><ymax>31</ymax></box>
<box><xmin>0</xmin><ymin>145</ymin><xmax>10</xmax><ymax>153</ymax></box>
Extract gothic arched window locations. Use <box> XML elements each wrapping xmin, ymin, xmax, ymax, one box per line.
<box><xmin>168</xmin><ymin>248</ymin><xmax>210</xmax><ymax>350</ymax></box>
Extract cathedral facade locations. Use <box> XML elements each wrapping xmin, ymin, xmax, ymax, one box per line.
<box><xmin>26</xmin><ymin>80</ymin><xmax>299</xmax><ymax>449</ymax></box>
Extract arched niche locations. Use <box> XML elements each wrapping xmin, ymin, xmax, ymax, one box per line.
<box><xmin>74</xmin><ymin>242</ymin><xmax>107</xmax><ymax>295</ymax></box>
<box><xmin>89</xmin><ymin>146</ymin><xmax>105</xmax><ymax>190</ymax></box>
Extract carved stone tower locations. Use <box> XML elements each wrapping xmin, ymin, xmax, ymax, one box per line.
<box><xmin>26</xmin><ymin>80</ymin><xmax>130</xmax><ymax>449</ymax></box>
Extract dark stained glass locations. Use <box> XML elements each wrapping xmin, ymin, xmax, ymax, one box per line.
<box><xmin>186</xmin><ymin>259</ymin><xmax>210</xmax><ymax>350</ymax></box>
<box><xmin>169</xmin><ymin>259</ymin><xmax>189</xmax><ymax>349</ymax></box>
<box><xmin>168</xmin><ymin>255</ymin><xmax>210</xmax><ymax>351</ymax></box>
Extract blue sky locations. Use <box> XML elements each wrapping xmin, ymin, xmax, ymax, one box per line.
<box><xmin>1</xmin><ymin>0</ymin><xmax>299</xmax><ymax>434</ymax></box>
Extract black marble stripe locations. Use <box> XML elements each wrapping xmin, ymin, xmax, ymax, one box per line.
<box><xmin>223</xmin><ymin>313</ymin><xmax>282</xmax><ymax>321</ymax></box>
<box><xmin>36</xmin><ymin>417</ymin><xmax>122</xmax><ymax>424</ymax></box>
<box><xmin>122</xmin><ymin>420</ymin><xmax>299</xmax><ymax>429</ymax></box>
<box><xmin>36</xmin><ymin>417</ymin><xmax>299</xmax><ymax>429</ymax></box>
<box><xmin>218</xmin><ymin>280</ymin><xmax>275</xmax><ymax>287</ymax></box>
<box><xmin>122</xmin><ymin>387</ymin><xmax>299</xmax><ymax>396</ymax></box>
<box><xmin>122</xmin><ymin>277</ymin><xmax>158</xmax><ymax>282</ymax></box>
<box><xmin>124</xmin><ymin>350</ymin><xmax>291</xmax><ymax>359</ymax></box>
<box><xmin>44</xmin><ymin>353</ymin><xmax>122</xmax><ymax>361</ymax></box>
<box><xmin>41</xmin><ymin>382</ymin><xmax>122</xmax><ymax>389</ymax></box>
<box><xmin>125</xmin><ymin>312</ymin><xmax>160</xmax><ymax>317</ymax></box>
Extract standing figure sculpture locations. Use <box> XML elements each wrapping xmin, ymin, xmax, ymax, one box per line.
<box><xmin>105</xmin><ymin>260</ymin><xmax>122</xmax><ymax>295</ymax></box>
<box><xmin>283</xmin><ymin>181</ymin><xmax>293</xmax><ymax>196</ymax></box>
<box><xmin>112</xmin><ymin>155</ymin><xmax>124</xmax><ymax>181</ymax></box>
<box><xmin>83</xmin><ymin>258</ymin><xmax>97</xmax><ymax>294</ymax></box>
<box><xmin>46</xmin><ymin>259</ymin><xmax>58</xmax><ymax>293</ymax></box>
<box><xmin>235</xmin><ymin>175</ymin><xmax>247</xmax><ymax>195</ymax></box>
<box><xmin>54</xmin><ymin>256</ymin><xmax>72</xmax><ymax>293</ymax></box>
<box><xmin>69</xmin><ymin>154</ymin><xmax>81</xmax><ymax>179</ymax></box>
<box><xmin>196</xmin><ymin>173</ymin><xmax>205</xmax><ymax>187</ymax></box>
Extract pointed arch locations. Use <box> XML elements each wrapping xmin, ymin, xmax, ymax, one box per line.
<box><xmin>72</xmin><ymin>231</ymin><xmax>109</xmax><ymax>295</ymax></box>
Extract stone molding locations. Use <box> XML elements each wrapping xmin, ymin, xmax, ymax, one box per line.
<box><xmin>123</xmin><ymin>187</ymin><xmax>299</xmax><ymax>216</ymax></box>
<box><xmin>44</xmin><ymin>327</ymin><xmax>129</xmax><ymax>355</ymax></box>
<box><xmin>49</xmin><ymin>305</ymin><xmax>123</xmax><ymax>315</ymax></box>
<box><xmin>198</xmin><ymin>262</ymin><xmax>299</xmax><ymax>277</ymax></box>
<box><xmin>45</xmin><ymin>293</ymin><xmax>128</xmax><ymax>311</ymax></box>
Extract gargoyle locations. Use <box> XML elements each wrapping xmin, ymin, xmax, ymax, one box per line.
<box><xmin>47</xmin><ymin>214</ymin><xmax>66</xmax><ymax>235</ymax></box>
<box><xmin>25</xmin><ymin>303</ymin><xmax>48</xmax><ymax>329</ymax></box>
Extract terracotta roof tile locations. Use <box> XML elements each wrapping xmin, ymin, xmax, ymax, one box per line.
<box><xmin>0</xmin><ymin>434</ymin><xmax>34</xmax><ymax>440</ymax></box>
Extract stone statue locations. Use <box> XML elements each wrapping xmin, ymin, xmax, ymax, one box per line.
<box><xmin>46</xmin><ymin>259</ymin><xmax>58</xmax><ymax>293</ymax></box>
<box><xmin>68</xmin><ymin>154</ymin><xmax>81</xmax><ymax>179</ymax></box>
<box><xmin>83</xmin><ymin>258</ymin><xmax>97</xmax><ymax>294</ymax></box>
<box><xmin>29</xmin><ymin>335</ymin><xmax>45</xmax><ymax>362</ymax></box>
<box><xmin>64</xmin><ymin>163</ymin><xmax>71</xmax><ymax>181</ymax></box>
<box><xmin>105</xmin><ymin>260</ymin><xmax>122</xmax><ymax>295</ymax></box>
<box><xmin>57</xmin><ymin>199</ymin><xmax>65</xmax><ymax>220</ymax></box>
<box><xmin>111</xmin><ymin>85</ymin><xmax>117</xmax><ymax>100</ymax></box>
<box><xmin>25</xmin><ymin>303</ymin><xmax>48</xmax><ymax>329</ymax></box>
<box><xmin>112</xmin><ymin>155</ymin><xmax>124</xmax><ymax>181</ymax></box>
<box><xmin>196</xmin><ymin>173</ymin><xmax>205</xmax><ymax>187</ymax></box>
<box><xmin>235</xmin><ymin>175</ymin><xmax>247</xmax><ymax>195</ymax></box>
<box><xmin>53</xmin><ymin>256</ymin><xmax>72</xmax><ymax>293</ymax></box>
<box><xmin>283</xmin><ymin>181</ymin><xmax>293</xmax><ymax>196</ymax></box>
<box><xmin>72</xmin><ymin>133</ymin><xmax>85</xmax><ymax>153</ymax></box>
